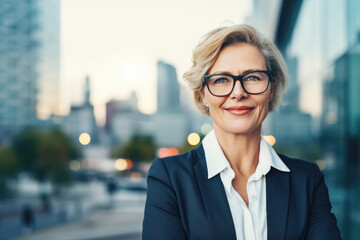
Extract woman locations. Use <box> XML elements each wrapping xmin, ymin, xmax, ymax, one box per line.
<box><xmin>143</xmin><ymin>24</ymin><xmax>341</xmax><ymax>240</ymax></box>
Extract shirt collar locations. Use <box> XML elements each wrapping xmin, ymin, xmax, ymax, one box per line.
<box><xmin>202</xmin><ymin>130</ymin><xmax>290</xmax><ymax>180</ymax></box>
<box><xmin>202</xmin><ymin>130</ymin><xmax>230</xmax><ymax>179</ymax></box>
<box><xmin>253</xmin><ymin>136</ymin><xmax>290</xmax><ymax>180</ymax></box>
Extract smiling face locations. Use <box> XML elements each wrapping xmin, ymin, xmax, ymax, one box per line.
<box><xmin>201</xmin><ymin>43</ymin><xmax>273</xmax><ymax>136</ymax></box>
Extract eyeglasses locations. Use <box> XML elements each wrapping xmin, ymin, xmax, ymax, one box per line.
<box><xmin>203</xmin><ymin>70</ymin><xmax>272</xmax><ymax>96</ymax></box>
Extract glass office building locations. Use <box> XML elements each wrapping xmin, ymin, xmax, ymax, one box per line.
<box><xmin>0</xmin><ymin>0</ymin><xmax>60</xmax><ymax>142</ymax></box>
<box><xmin>286</xmin><ymin>1</ymin><xmax>360</xmax><ymax>239</ymax></box>
<box><xmin>251</xmin><ymin>0</ymin><xmax>360</xmax><ymax>238</ymax></box>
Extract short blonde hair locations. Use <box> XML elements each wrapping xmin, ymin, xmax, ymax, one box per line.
<box><xmin>183</xmin><ymin>24</ymin><xmax>288</xmax><ymax>115</ymax></box>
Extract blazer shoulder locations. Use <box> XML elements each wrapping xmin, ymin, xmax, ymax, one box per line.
<box><xmin>148</xmin><ymin>144</ymin><xmax>204</xmax><ymax>178</ymax></box>
<box><xmin>278</xmin><ymin>153</ymin><xmax>320</xmax><ymax>177</ymax></box>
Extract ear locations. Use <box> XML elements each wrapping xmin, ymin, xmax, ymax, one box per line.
<box><xmin>269</xmin><ymin>77</ymin><xmax>277</xmax><ymax>102</ymax></box>
<box><xmin>200</xmin><ymin>90</ymin><xmax>209</xmax><ymax>107</ymax></box>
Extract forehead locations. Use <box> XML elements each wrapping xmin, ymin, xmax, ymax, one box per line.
<box><xmin>209</xmin><ymin>43</ymin><xmax>267</xmax><ymax>74</ymax></box>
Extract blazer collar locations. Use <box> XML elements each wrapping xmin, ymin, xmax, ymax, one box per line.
<box><xmin>193</xmin><ymin>144</ymin><xmax>290</xmax><ymax>240</ymax></box>
<box><xmin>266</xmin><ymin>165</ymin><xmax>290</xmax><ymax>240</ymax></box>
<box><xmin>194</xmin><ymin>144</ymin><xmax>237</xmax><ymax>240</ymax></box>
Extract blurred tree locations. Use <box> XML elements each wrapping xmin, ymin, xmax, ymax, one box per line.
<box><xmin>36</xmin><ymin>129</ymin><xmax>81</xmax><ymax>187</ymax></box>
<box><xmin>113</xmin><ymin>135</ymin><xmax>157</xmax><ymax>163</ymax></box>
<box><xmin>179</xmin><ymin>142</ymin><xmax>197</xmax><ymax>154</ymax></box>
<box><xmin>11</xmin><ymin>128</ymin><xmax>42</xmax><ymax>173</ymax></box>
<box><xmin>0</xmin><ymin>146</ymin><xmax>18</xmax><ymax>198</ymax></box>
<box><xmin>11</xmin><ymin>128</ymin><xmax>81</xmax><ymax>188</ymax></box>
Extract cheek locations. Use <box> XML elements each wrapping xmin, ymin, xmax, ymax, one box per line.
<box><xmin>203</xmin><ymin>90</ymin><xmax>222</xmax><ymax>108</ymax></box>
<box><xmin>256</xmin><ymin>94</ymin><xmax>271</xmax><ymax>112</ymax></box>
<box><xmin>209</xmin><ymin>97</ymin><xmax>226</xmax><ymax>109</ymax></box>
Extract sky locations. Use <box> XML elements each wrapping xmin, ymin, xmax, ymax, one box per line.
<box><xmin>60</xmin><ymin>0</ymin><xmax>251</xmax><ymax>126</ymax></box>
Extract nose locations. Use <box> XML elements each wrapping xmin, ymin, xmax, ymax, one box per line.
<box><xmin>230</xmin><ymin>80</ymin><xmax>248</xmax><ymax>99</ymax></box>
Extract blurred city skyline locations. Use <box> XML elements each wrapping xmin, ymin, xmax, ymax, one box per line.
<box><xmin>60</xmin><ymin>0</ymin><xmax>251</xmax><ymax>126</ymax></box>
<box><xmin>1</xmin><ymin>0</ymin><xmax>360</xmax><ymax>239</ymax></box>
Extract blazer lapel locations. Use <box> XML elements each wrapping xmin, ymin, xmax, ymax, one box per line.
<box><xmin>193</xmin><ymin>145</ymin><xmax>236</xmax><ymax>240</ymax></box>
<box><xmin>266</xmin><ymin>167</ymin><xmax>290</xmax><ymax>240</ymax></box>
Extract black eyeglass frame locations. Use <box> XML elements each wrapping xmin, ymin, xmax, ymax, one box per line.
<box><xmin>203</xmin><ymin>70</ymin><xmax>273</xmax><ymax>96</ymax></box>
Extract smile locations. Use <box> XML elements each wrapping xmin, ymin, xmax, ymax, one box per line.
<box><xmin>224</xmin><ymin>106</ymin><xmax>255</xmax><ymax>116</ymax></box>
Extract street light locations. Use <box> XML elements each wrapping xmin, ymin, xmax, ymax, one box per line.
<box><xmin>187</xmin><ymin>133</ymin><xmax>200</xmax><ymax>146</ymax></box>
<box><xmin>79</xmin><ymin>133</ymin><xmax>91</xmax><ymax>145</ymax></box>
<box><xmin>115</xmin><ymin>158</ymin><xmax>128</xmax><ymax>171</ymax></box>
<box><xmin>200</xmin><ymin>123</ymin><xmax>212</xmax><ymax>135</ymax></box>
<box><xmin>69</xmin><ymin>160</ymin><xmax>81</xmax><ymax>171</ymax></box>
<box><xmin>263</xmin><ymin>135</ymin><xmax>276</xmax><ymax>146</ymax></box>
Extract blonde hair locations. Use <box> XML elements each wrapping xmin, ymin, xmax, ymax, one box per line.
<box><xmin>183</xmin><ymin>24</ymin><xmax>288</xmax><ymax>115</ymax></box>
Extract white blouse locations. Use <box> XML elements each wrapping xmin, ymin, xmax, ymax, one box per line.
<box><xmin>202</xmin><ymin>130</ymin><xmax>290</xmax><ymax>240</ymax></box>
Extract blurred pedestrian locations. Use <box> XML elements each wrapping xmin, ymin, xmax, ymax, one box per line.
<box><xmin>106</xmin><ymin>179</ymin><xmax>117</xmax><ymax>196</ymax></box>
<box><xmin>21</xmin><ymin>204</ymin><xmax>35</xmax><ymax>232</ymax></box>
<box><xmin>106</xmin><ymin>178</ymin><xmax>117</xmax><ymax>207</ymax></box>
<box><xmin>143</xmin><ymin>24</ymin><xmax>341</xmax><ymax>239</ymax></box>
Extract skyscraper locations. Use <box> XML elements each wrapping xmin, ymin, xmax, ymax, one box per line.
<box><xmin>154</xmin><ymin>60</ymin><xmax>188</xmax><ymax>147</ymax></box>
<box><xmin>156</xmin><ymin>60</ymin><xmax>181</xmax><ymax>113</ymax></box>
<box><xmin>0</xmin><ymin>0</ymin><xmax>60</xmax><ymax>142</ymax></box>
<box><xmin>62</xmin><ymin>76</ymin><xmax>98</xmax><ymax>144</ymax></box>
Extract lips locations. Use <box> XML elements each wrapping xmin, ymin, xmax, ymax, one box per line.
<box><xmin>224</xmin><ymin>106</ymin><xmax>254</xmax><ymax>116</ymax></box>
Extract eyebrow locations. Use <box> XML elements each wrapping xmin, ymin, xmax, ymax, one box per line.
<box><xmin>210</xmin><ymin>69</ymin><xmax>265</xmax><ymax>75</ymax></box>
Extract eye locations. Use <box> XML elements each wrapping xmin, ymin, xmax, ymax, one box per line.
<box><xmin>214</xmin><ymin>77</ymin><xmax>229</xmax><ymax>84</ymax></box>
<box><xmin>244</xmin><ymin>75</ymin><xmax>261</xmax><ymax>82</ymax></box>
<box><xmin>208</xmin><ymin>75</ymin><xmax>232</xmax><ymax>85</ymax></box>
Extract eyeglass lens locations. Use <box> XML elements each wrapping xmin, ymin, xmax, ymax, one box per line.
<box><xmin>207</xmin><ymin>71</ymin><xmax>269</xmax><ymax>96</ymax></box>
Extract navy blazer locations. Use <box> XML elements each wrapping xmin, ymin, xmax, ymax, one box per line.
<box><xmin>143</xmin><ymin>144</ymin><xmax>341</xmax><ymax>240</ymax></box>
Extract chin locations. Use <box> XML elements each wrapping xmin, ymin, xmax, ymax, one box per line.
<box><xmin>222</xmin><ymin>122</ymin><xmax>261</xmax><ymax>135</ymax></box>
<box><xmin>227</xmin><ymin>128</ymin><xmax>258</xmax><ymax>135</ymax></box>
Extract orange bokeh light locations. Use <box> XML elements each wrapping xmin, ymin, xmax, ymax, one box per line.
<box><xmin>263</xmin><ymin>135</ymin><xmax>276</xmax><ymax>146</ymax></box>
<box><xmin>125</xmin><ymin>159</ymin><xmax>133</xmax><ymax>170</ymax></box>
<box><xmin>158</xmin><ymin>147</ymin><xmax>179</xmax><ymax>158</ymax></box>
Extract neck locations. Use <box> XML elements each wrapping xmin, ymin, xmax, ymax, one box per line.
<box><xmin>213</xmin><ymin>127</ymin><xmax>261</xmax><ymax>177</ymax></box>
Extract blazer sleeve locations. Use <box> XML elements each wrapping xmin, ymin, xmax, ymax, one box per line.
<box><xmin>142</xmin><ymin>158</ymin><xmax>187</xmax><ymax>240</ymax></box>
<box><xmin>306</xmin><ymin>164</ymin><xmax>342</xmax><ymax>239</ymax></box>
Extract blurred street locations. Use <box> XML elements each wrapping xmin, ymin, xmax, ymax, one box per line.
<box><xmin>0</xmin><ymin>178</ymin><xmax>146</xmax><ymax>240</ymax></box>
<box><xmin>12</xmin><ymin>205</ymin><xmax>144</xmax><ymax>240</ymax></box>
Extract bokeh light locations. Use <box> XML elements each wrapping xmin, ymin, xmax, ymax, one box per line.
<box><xmin>157</xmin><ymin>147</ymin><xmax>179</xmax><ymax>158</ymax></box>
<box><xmin>263</xmin><ymin>135</ymin><xmax>276</xmax><ymax>146</ymax></box>
<box><xmin>115</xmin><ymin>158</ymin><xmax>128</xmax><ymax>171</ymax></box>
<box><xmin>130</xmin><ymin>172</ymin><xmax>142</xmax><ymax>179</ymax></box>
<box><xmin>201</xmin><ymin>123</ymin><xmax>212</xmax><ymax>135</ymax></box>
<box><xmin>79</xmin><ymin>133</ymin><xmax>91</xmax><ymax>145</ymax></box>
<box><xmin>187</xmin><ymin>133</ymin><xmax>201</xmax><ymax>146</ymax></box>
<box><xmin>315</xmin><ymin>159</ymin><xmax>326</xmax><ymax>171</ymax></box>
<box><xmin>125</xmin><ymin>159</ymin><xmax>133</xmax><ymax>170</ymax></box>
<box><xmin>69</xmin><ymin>160</ymin><xmax>81</xmax><ymax>171</ymax></box>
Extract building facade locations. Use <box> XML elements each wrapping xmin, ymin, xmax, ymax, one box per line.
<box><xmin>62</xmin><ymin>76</ymin><xmax>98</xmax><ymax>144</ymax></box>
<box><xmin>157</xmin><ymin>60</ymin><xmax>181</xmax><ymax>113</ymax></box>
<box><xmin>251</xmin><ymin>0</ymin><xmax>360</xmax><ymax>238</ymax></box>
<box><xmin>107</xmin><ymin>60</ymin><xmax>201</xmax><ymax>148</ymax></box>
<box><xmin>0</xmin><ymin>0</ymin><xmax>60</xmax><ymax>142</ymax></box>
<box><xmin>106</xmin><ymin>92</ymin><xmax>154</xmax><ymax>144</ymax></box>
